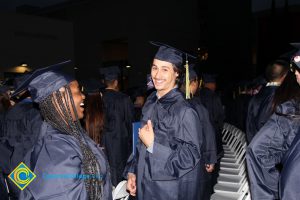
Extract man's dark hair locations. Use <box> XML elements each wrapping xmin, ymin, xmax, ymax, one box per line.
<box><xmin>272</xmin><ymin>71</ymin><xmax>300</xmax><ymax>113</ymax></box>
<box><xmin>265</xmin><ymin>59</ymin><xmax>289</xmax><ymax>82</ymax></box>
<box><xmin>104</xmin><ymin>79</ymin><xmax>116</xmax><ymax>86</ymax></box>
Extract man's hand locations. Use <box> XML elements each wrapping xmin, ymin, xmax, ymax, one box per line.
<box><xmin>205</xmin><ymin>164</ymin><xmax>215</xmax><ymax>173</ymax></box>
<box><xmin>127</xmin><ymin>173</ymin><xmax>136</xmax><ymax>196</ymax></box>
<box><xmin>139</xmin><ymin>120</ymin><xmax>154</xmax><ymax>148</ymax></box>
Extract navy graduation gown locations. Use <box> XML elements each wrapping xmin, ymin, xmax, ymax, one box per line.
<box><xmin>0</xmin><ymin>100</ymin><xmax>42</xmax><ymax>199</ymax></box>
<box><xmin>124</xmin><ymin>88</ymin><xmax>203</xmax><ymax>200</ymax></box>
<box><xmin>246</xmin><ymin>100</ymin><xmax>300</xmax><ymax>199</ymax></box>
<box><xmin>280</xmin><ymin>127</ymin><xmax>300</xmax><ymax>200</ymax></box>
<box><xmin>188</xmin><ymin>96</ymin><xmax>217</xmax><ymax>200</ymax></box>
<box><xmin>19</xmin><ymin>122</ymin><xmax>112</xmax><ymax>200</ymax></box>
<box><xmin>0</xmin><ymin>113</ymin><xmax>8</xmax><ymax>199</ymax></box>
<box><xmin>189</xmin><ymin>96</ymin><xmax>217</xmax><ymax>165</ymax></box>
<box><xmin>246</xmin><ymin>85</ymin><xmax>278</xmax><ymax>143</ymax></box>
<box><xmin>199</xmin><ymin>87</ymin><xmax>224</xmax><ymax>158</ymax></box>
<box><xmin>102</xmin><ymin>89</ymin><xmax>134</xmax><ymax>186</ymax></box>
<box><xmin>232</xmin><ymin>93</ymin><xmax>252</xmax><ymax>132</ymax></box>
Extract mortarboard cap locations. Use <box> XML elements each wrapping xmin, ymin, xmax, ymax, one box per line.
<box><xmin>202</xmin><ymin>73</ymin><xmax>217</xmax><ymax>83</ymax></box>
<box><xmin>80</xmin><ymin>78</ymin><xmax>106</xmax><ymax>94</ymax></box>
<box><xmin>99</xmin><ymin>66</ymin><xmax>120</xmax><ymax>81</ymax></box>
<box><xmin>11</xmin><ymin>60</ymin><xmax>74</xmax><ymax>103</ymax></box>
<box><xmin>150</xmin><ymin>41</ymin><xmax>196</xmax><ymax>69</ymax></box>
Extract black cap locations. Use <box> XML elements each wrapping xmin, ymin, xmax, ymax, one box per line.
<box><xmin>80</xmin><ymin>78</ymin><xmax>106</xmax><ymax>94</ymax></box>
<box><xmin>99</xmin><ymin>66</ymin><xmax>120</xmax><ymax>81</ymax></box>
<box><xmin>11</xmin><ymin>60</ymin><xmax>74</xmax><ymax>103</ymax></box>
<box><xmin>150</xmin><ymin>41</ymin><xmax>196</xmax><ymax>69</ymax></box>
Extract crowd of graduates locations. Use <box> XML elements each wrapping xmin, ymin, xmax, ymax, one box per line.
<box><xmin>0</xmin><ymin>41</ymin><xmax>300</xmax><ymax>200</ymax></box>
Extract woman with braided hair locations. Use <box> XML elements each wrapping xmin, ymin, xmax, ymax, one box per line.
<box><xmin>12</xmin><ymin>61</ymin><xmax>112</xmax><ymax>200</ymax></box>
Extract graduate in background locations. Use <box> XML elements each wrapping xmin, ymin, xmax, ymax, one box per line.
<box><xmin>124</xmin><ymin>42</ymin><xmax>203</xmax><ymax>200</ymax></box>
<box><xmin>0</xmin><ymin>73</ymin><xmax>43</xmax><ymax>200</ymax></box>
<box><xmin>199</xmin><ymin>73</ymin><xmax>225</xmax><ymax>188</ymax></box>
<box><xmin>180</xmin><ymin>66</ymin><xmax>217</xmax><ymax>200</ymax></box>
<box><xmin>100</xmin><ymin>66</ymin><xmax>134</xmax><ymax>187</ymax></box>
<box><xmin>246</xmin><ymin>59</ymin><xmax>289</xmax><ymax>144</ymax></box>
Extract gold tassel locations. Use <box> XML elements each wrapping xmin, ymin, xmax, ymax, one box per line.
<box><xmin>199</xmin><ymin>78</ymin><xmax>203</xmax><ymax>89</ymax></box>
<box><xmin>185</xmin><ymin>59</ymin><xmax>190</xmax><ymax>99</ymax></box>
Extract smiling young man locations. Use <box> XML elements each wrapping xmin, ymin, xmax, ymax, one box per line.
<box><xmin>150</xmin><ymin>59</ymin><xmax>180</xmax><ymax>97</ymax></box>
<box><xmin>124</xmin><ymin>42</ymin><xmax>203</xmax><ymax>200</ymax></box>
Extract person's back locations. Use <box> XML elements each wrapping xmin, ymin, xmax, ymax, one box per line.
<box><xmin>102</xmin><ymin>89</ymin><xmax>134</xmax><ymax>185</ymax></box>
<box><xmin>188</xmin><ymin>96</ymin><xmax>217</xmax><ymax>199</ymax></box>
<box><xmin>199</xmin><ymin>83</ymin><xmax>224</xmax><ymax>158</ymax></box>
<box><xmin>100</xmin><ymin>66</ymin><xmax>134</xmax><ymax>186</ymax></box>
<box><xmin>246</xmin><ymin>85</ymin><xmax>277</xmax><ymax>139</ymax></box>
<box><xmin>246</xmin><ymin>60</ymin><xmax>289</xmax><ymax>143</ymax></box>
<box><xmin>180</xmin><ymin>66</ymin><xmax>217</xmax><ymax>200</ymax></box>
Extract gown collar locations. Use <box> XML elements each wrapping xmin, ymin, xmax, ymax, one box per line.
<box><xmin>153</xmin><ymin>88</ymin><xmax>183</xmax><ymax>109</ymax></box>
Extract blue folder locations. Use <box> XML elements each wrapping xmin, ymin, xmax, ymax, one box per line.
<box><xmin>132</xmin><ymin>122</ymin><xmax>141</xmax><ymax>155</ymax></box>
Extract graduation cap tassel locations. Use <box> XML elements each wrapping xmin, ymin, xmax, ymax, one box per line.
<box><xmin>199</xmin><ymin>78</ymin><xmax>203</xmax><ymax>89</ymax></box>
<box><xmin>185</xmin><ymin>54</ymin><xmax>190</xmax><ymax>99</ymax></box>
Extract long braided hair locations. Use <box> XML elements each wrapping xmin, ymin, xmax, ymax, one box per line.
<box><xmin>39</xmin><ymin>84</ymin><xmax>103</xmax><ymax>200</ymax></box>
